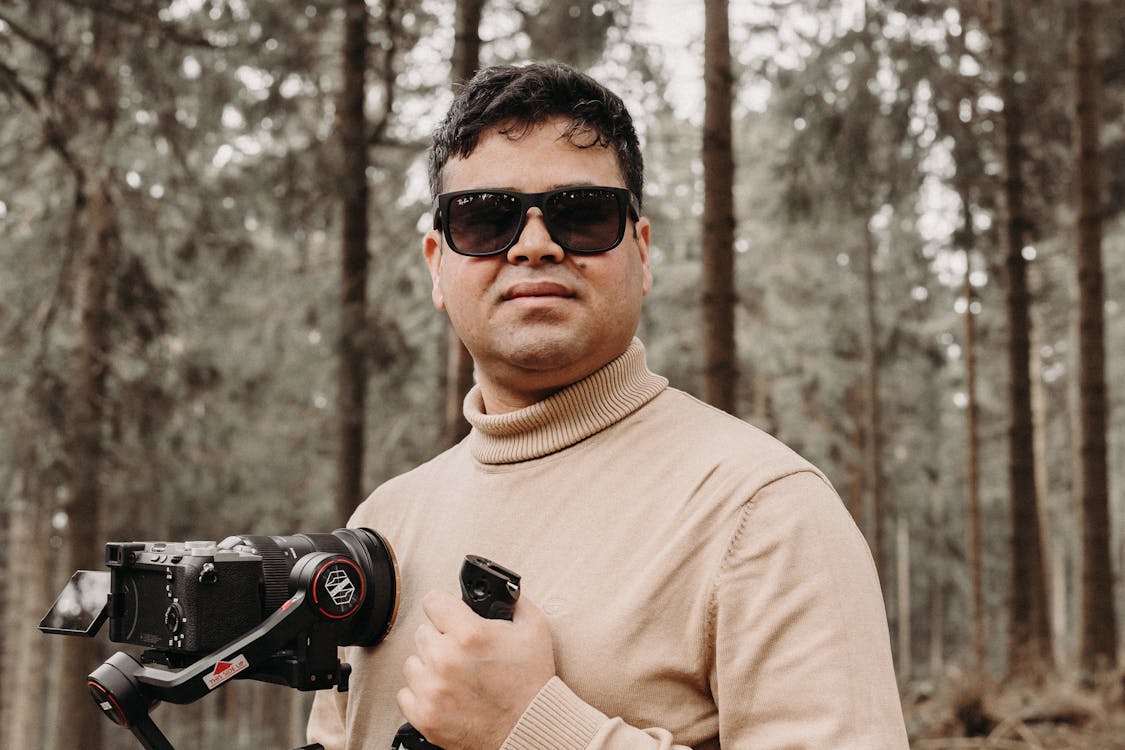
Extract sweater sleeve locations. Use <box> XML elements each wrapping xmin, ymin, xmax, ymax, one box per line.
<box><xmin>503</xmin><ymin>471</ymin><xmax>908</xmax><ymax>750</ymax></box>
<box><xmin>710</xmin><ymin>470</ymin><xmax>909</xmax><ymax>749</ymax></box>
<box><xmin>501</xmin><ymin>678</ymin><xmax>688</xmax><ymax>750</ymax></box>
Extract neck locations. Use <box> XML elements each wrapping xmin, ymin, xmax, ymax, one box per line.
<box><xmin>463</xmin><ymin>338</ymin><xmax>669</xmax><ymax>464</ymax></box>
<box><xmin>472</xmin><ymin>337</ymin><xmax>641</xmax><ymax>415</ymax></box>
<box><xmin>476</xmin><ymin>368</ymin><xmax>592</xmax><ymax>415</ymax></box>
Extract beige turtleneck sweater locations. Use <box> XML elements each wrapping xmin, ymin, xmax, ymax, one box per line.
<box><xmin>307</xmin><ymin>339</ymin><xmax>908</xmax><ymax>749</ymax></box>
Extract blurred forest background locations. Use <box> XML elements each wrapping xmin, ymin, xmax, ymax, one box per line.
<box><xmin>1</xmin><ymin>0</ymin><xmax>1123</xmax><ymax>748</ymax></box>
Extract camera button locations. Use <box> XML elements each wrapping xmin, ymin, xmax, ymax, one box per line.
<box><xmin>164</xmin><ymin>603</ymin><xmax>183</xmax><ymax>634</ymax></box>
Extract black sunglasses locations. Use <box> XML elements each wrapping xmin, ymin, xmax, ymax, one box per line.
<box><xmin>434</xmin><ymin>186</ymin><xmax>641</xmax><ymax>257</ymax></box>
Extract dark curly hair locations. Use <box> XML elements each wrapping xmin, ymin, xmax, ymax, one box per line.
<box><xmin>427</xmin><ymin>62</ymin><xmax>644</xmax><ymax>208</ymax></box>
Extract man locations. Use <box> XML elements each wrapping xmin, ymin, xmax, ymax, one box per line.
<box><xmin>307</xmin><ymin>61</ymin><xmax>909</xmax><ymax>750</ymax></box>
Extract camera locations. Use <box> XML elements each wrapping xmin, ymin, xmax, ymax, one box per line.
<box><xmin>97</xmin><ymin>529</ymin><xmax>398</xmax><ymax>656</ymax></box>
<box><xmin>41</xmin><ymin>527</ymin><xmax>400</xmax><ymax>750</ymax></box>
<box><xmin>42</xmin><ymin>528</ymin><xmax>399</xmax><ymax>658</ymax></box>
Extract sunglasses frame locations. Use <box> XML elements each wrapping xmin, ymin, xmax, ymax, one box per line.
<box><xmin>433</xmin><ymin>186</ymin><xmax>641</xmax><ymax>257</ymax></box>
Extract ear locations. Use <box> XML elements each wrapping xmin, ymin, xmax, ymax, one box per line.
<box><xmin>635</xmin><ymin>217</ymin><xmax>653</xmax><ymax>296</ymax></box>
<box><xmin>423</xmin><ymin>229</ymin><xmax>446</xmax><ymax>310</ymax></box>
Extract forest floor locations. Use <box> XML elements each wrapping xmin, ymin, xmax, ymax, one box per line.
<box><xmin>903</xmin><ymin>668</ymin><xmax>1125</xmax><ymax>749</ymax></box>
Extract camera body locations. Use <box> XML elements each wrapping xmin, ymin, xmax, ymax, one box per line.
<box><xmin>106</xmin><ymin>540</ymin><xmax>265</xmax><ymax>654</ymax></box>
<box><xmin>86</xmin><ymin>528</ymin><xmax>398</xmax><ymax>658</ymax></box>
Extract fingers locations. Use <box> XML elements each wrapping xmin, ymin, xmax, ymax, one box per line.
<box><xmin>397</xmin><ymin>640</ymin><xmax>448</xmax><ymax>742</ymax></box>
<box><xmin>401</xmin><ymin>593</ymin><xmax>480</xmax><ymax>714</ymax></box>
<box><xmin>421</xmin><ymin>588</ymin><xmax>476</xmax><ymax>634</ymax></box>
<box><xmin>397</xmin><ymin>588</ymin><xmax>557</xmax><ymax>750</ymax></box>
<box><xmin>510</xmin><ymin>594</ymin><xmax>546</xmax><ymax>627</ymax></box>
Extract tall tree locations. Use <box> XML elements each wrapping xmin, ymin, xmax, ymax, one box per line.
<box><xmin>764</xmin><ymin>1</ymin><xmax>927</xmax><ymax>584</ymax></box>
<box><xmin>441</xmin><ymin>0</ymin><xmax>486</xmax><ymax>448</ymax></box>
<box><xmin>336</xmin><ymin>0</ymin><xmax>372</xmax><ymax>521</ymax></box>
<box><xmin>994</xmin><ymin>0</ymin><xmax>1052</xmax><ymax>673</ymax></box>
<box><xmin>1072</xmin><ymin>0</ymin><xmax>1116</xmax><ymax>673</ymax></box>
<box><xmin>861</xmin><ymin>209</ymin><xmax>885</xmax><ymax>577</ymax></box>
<box><xmin>946</xmin><ymin>9</ymin><xmax>988</xmax><ymax>668</ymax></box>
<box><xmin>961</xmin><ymin>207</ymin><xmax>986</xmax><ymax>672</ymax></box>
<box><xmin>841</xmin><ymin>16</ymin><xmax>888</xmax><ymax>581</ymax></box>
<box><xmin>701</xmin><ymin>0</ymin><xmax>737</xmax><ymax>413</ymax></box>
<box><xmin>48</xmin><ymin>9</ymin><xmax>127</xmax><ymax>744</ymax></box>
<box><xmin>56</xmin><ymin>173</ymin><xmax>118</xmax><ymax>750</ymax></box>
<box><xmin>519</xmin><ymin>0</ymin><xmax>621</xmax><ymax>70</ymax></box>
<box><xmin>1</xmin><ymin>460</ymin><xmax>52</xmax><ymax>749</ymax></box>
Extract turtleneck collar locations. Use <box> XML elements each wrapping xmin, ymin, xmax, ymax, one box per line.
<box><xmin>463</xmin><ymin>338</ymin><xmax>668</xmax><ymax>464</ymax></box>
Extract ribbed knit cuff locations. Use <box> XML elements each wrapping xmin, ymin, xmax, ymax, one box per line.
<box><xmin>500</xmin><ymin>677</ymin><xmax>606</xmax><ymax>750</ymax></box>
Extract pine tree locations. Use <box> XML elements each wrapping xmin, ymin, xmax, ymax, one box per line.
<box><xmin>701</xmin><ymin>0</ymin><xmax>738</xmax><ymax>413</ymax></box>
<box><xmin>1072</xmin><ymin>0</ymin><xmax>1116</xmax><ymax>673</ymax></box>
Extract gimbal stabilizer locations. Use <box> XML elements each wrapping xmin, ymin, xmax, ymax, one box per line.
<box><xmin>42</xmin><ymin>526</ymin><xmax>519</xmax><ymax>750</ymax></box>
<box><xmin>87</xmin><ymin>554</ymin><xmax>521</xmax><ymax>750</ymax></box>
<box><xmin>74</xmin><ymin>550</ymin><xmax>371</xmax><ymax>750</ymax></box>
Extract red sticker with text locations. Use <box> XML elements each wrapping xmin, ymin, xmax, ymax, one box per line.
<box><xmin>203</xmin><ymin>654</ymin><xmax>250</xmax><ymax>690</ymax></box>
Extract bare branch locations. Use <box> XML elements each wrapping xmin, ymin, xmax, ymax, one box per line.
<box><xmin>54</xmin><ymin>0</ymin><xmax>225</xmax><ymax>49</ymax></box>
<box><xmin>0</xmin><ymin>56</ymin><xmax>82</xmax><ymax>182</ymax></box>
<box><xmin>33</xmin><ymin>179</ymin><xmax>86</xmax><ymax>369</ymax></box>
<box><xmin>0</xmin><ymin>9</ymin><xmax>61</xmax><ymax>60</ymax></box>
<box><xmin>0</xmin><ymin>57</ymin><xmax>40</xmax><ymax>109</ymax></box>
<box><xmin>368</xmin><ymin>0</ymin><xmax>400</xmax><ymax>147</ymax></box>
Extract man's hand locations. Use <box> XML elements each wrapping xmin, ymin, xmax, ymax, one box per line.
<box><xmin>396</xmin><ymin>589</ymin><xmax>556</xmax><ymax>750</ymax></box>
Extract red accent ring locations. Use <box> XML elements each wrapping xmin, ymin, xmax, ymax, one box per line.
<box><xmin>311</xmin><ymin>557</ymin><xmax>366</xmax><ymax>619</ymax></box>
<box><xmin>88</xmin><ymin>679</ymin><xmax>128</xmax><ymax>727</ymax></box>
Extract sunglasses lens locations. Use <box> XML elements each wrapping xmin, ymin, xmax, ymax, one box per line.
<box><xmin>545</xmin><ymin>189</ymin><xmax>624</xmax><ymax>253</ymax></box>
<box><xmin>440</xmin><ymin>188</ymin><xmax>630</xmax><ymax>256</ymax></box>
<box><xmin>446</xmin><ymin>192</ymin><xmax>523</xmax><ymax>255</ymax></box>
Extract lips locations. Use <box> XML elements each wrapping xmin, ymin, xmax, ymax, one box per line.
<box><xmin>500</xmin><ymin>280</ymin><xmax>576</xmax><ymax>300</ymax></box>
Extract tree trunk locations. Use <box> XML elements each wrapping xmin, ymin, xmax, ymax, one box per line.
<box><xmin>223</xmin><ymin>679</ymin><xmax>243</xmax><ymax>745</ymax></box>
<box><xmin>453</xmin><ymin>0</ymin><xmax>485</xmax><ymax>86</ymax></box>
<box><xmin>995</xmin><ymin>0</ymin><xmax>1051</xmax><ymax>675</ymax></box>
<box><xmin>1029</xmin><ymin>284</ymin><xmax>1063</xmax><ymax>670</ymax></box>
<box><xmin>1072</xmin><ymin>0</ymin><xmax>1116</xmax><ymax>673</ymax></box>
<box><xmin>948</xmin><ymin>9</ymin><xmax>986</xmax><ymax>666</ymax></box>
<box><xmin>929</xmin><ymin>567</ymin><xmax>945</xmax><ymax>680</ymax></box>
<box><xmin>701</xmin><ymin>0</ymin><xmax>738</xmax><ymax>414</ymax></box>
<box><xmin>290</xmin><ymin>691</ymin><xmax>315</xmax><ymax>746</ymax></box>
<box><xmin>441</xmin><ymin>0</ymin><xmax>486</xmax><ymax>447</ymax></box>
<box><xmin>54</xmin><ymin>173</ymin><xmax>117</xmax><ymax>750</ymax></box>
<box><xmin>336</xmin><ymin>0</ymin><xmax>371</xmax><ymax>522</ymax></box>
<box><xmin>845</xmin><ymin>380</ymin><xmax>867</xmax><ymax>531</ymax></box>
<box><xmin>862</xmin><ymin>223</ymin><xmax>885</xmax><ymax>578</ymax></box>
<box><xmin>962</xmin><ymin>242</ymin><xmax>986</xmax><ymax>672</ymax></box>
<box><xmin>896</xmin><ymin>516</ymin><xmax>911</xmax><ymax>682</ymax></box>
<box><xmin>2</xmin><ymin>481</ymin><xmax>51</xmax><ymax>749</ymax></box>
<box><xmin>949</xmin><ymin>4</ymin><xmax>985</xmax><ymax>674</ymax></box>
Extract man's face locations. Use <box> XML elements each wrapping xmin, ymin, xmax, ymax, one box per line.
<box><xmin>424</xmin><ymin>117</ymin><xmax>652</xmax><ymax>414</ymax></box>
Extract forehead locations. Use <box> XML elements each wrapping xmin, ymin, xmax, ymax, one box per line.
<box><xmin>441</xmin><ymin>118</ymin><xmax>625</xmax><ymax>193</ymax></box>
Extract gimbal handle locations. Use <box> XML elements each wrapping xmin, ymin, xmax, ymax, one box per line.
<box><xmin>88</xmin><ymin>653</ymin><xmax>174</xmax><ymax>750</ymax></box>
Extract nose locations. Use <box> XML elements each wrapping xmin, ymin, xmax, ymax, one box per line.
<box><xmin>506</xmin><ymin>208</ymin><xmax>566</xmax><ymax>265</ymax></box>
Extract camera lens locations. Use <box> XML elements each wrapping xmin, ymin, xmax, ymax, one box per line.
<box><xmin>230</xmin><ymin>528</ymin><xmax>399</xmax><ymax>647</ymax></box>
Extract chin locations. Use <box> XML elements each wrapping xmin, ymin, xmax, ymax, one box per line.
<box><xmin>515</xmin><ymin>332</ymin><xmax>632</xmax><ymax>381</ymax></box>
<box><xmin>507</xmin><ymin>337</ymin><xmax>584</xmax><ymax>371</ymax></box>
